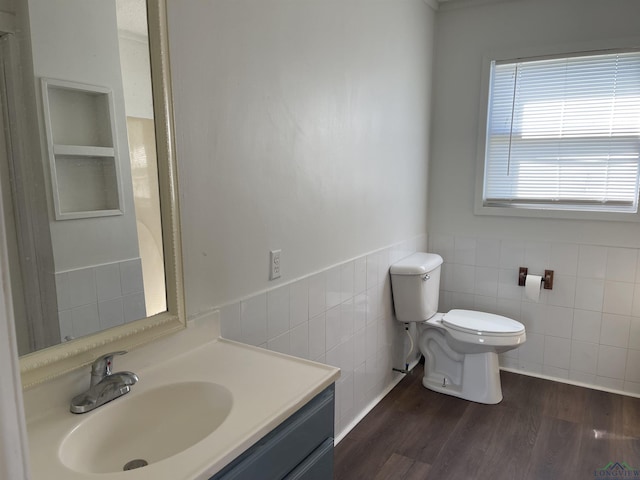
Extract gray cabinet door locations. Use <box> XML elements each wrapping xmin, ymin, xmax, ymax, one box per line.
<box><xmin>211</xmin><ymin>385</ymin><xmax>334</xmax><ymax>480</ymax></box>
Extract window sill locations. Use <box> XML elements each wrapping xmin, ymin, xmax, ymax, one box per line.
<box><xmin>473</xmin><ymin>203</ymin><xmax>640</xmax><ymax>222</ymax></box>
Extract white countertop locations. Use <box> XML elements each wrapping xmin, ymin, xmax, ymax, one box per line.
<box><xmin>25</xmin><ymin>337</ymin><xmax>340</xmax><ymax>480</ymax></box>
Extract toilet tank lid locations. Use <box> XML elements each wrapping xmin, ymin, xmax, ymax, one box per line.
<box><xmin>390</xmin><ymin>252</ymin><xmax>443</xmax><ymax>275</ymax></box>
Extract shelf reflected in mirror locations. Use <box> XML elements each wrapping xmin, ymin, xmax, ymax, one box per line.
<box><xmin>4</xmin><ymin>0</ymin><xmax>184</xmax><ymax>387</ymax></box>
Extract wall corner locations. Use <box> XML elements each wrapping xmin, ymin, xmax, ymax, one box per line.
<box><xmin>423</xmin><ymin>0</ymin><xmax>440</xmax><ymax>10</ymax></box>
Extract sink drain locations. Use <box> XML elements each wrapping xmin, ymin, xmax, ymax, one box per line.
<box><xmin>123</xmin><ymin>459</ymin><xmax>148</xmax><ymax>471</ymax></box>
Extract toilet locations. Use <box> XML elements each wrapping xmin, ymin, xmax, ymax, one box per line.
<box><xmin>390</xmin><ymin>252</ymin><xmax>526</xmax><ymax>404</ymax></box>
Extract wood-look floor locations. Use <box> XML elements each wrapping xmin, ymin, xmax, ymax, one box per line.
<box><xmin>334</xmin><ymin>364</ymin><xmax>640</xmax><ymax>480</ymax></box>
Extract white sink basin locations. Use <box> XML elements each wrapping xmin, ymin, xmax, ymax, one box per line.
<box><xmin>59</xmin><ymin>381</ymin><xmax>233</xmax><ymax>474</ymax></box>
<box><xmin>25</xmin><ymin>338</ymin><xmax>340</xmax><ymax>480</ymax></box>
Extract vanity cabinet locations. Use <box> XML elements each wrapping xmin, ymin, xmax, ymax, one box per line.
<box><xmin>210</xmin><ymin>385</ymin><xmax>335</xmax><ymax>480</ymax></box>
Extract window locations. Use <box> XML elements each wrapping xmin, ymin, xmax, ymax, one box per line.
<box><xmin>481</xmin><ymin>50</ymin><xmax>640</xmax><ymax>215</ymax></box>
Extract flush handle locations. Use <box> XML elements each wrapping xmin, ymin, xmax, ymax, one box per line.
<box><xmin>422</xmin><ymin>274</ymin><xmax>430</xmax><ymax>281</ymax></box>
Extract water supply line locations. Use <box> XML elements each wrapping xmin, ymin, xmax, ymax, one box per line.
<box><xmin>392</xmin><ymin>323</ymin><xmax>414</xmax><ymax>375</ymax></box>
<box><xmin>404</xmin><ymin>324</ymin><xmax>414</xmax><ymax>371</ymax></box>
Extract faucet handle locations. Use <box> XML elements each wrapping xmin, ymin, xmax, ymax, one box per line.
<box><xmin>90</xmin><ymin>351</ymin><xmax>127</xmax><ymax>385</ymax></box>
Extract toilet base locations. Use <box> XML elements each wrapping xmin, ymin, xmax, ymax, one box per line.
<box><xmin>419</xmin><ymin>324</ymin><xmax>505</xmax><ymax>404</ymax></box>
<box><xmin>422</xmin><ymin>351</ymin><xmax>503</xmax><ymax>404</ymax></box>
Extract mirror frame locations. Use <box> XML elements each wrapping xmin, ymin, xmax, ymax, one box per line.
<box><xmin>19</xmin><ymin>0</ymin><xmax>185</xmax><ymax>388</ymax></box>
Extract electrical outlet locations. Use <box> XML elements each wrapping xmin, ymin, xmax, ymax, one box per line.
<box><xmin>270</xmin><ymin>249</ymin><xmax>281</xmax><ymax>280</ymax></box>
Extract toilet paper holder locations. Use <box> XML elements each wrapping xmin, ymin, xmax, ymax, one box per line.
<box><xmin>518</xmin><ymin>267</ymin><xmax>554</xmax><ymax>290</ymax></box>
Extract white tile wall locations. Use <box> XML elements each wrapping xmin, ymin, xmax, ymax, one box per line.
<box><xmin>219</xmin><ymin>235</ymin><xmax>427</xmax><ymax>436</ymax></box>
<box><xmin>431</xmin><ymin>234</ymin><xmax>640</xmax><ymax>396</ymax></box>
<box><xmin>289</xmin><ymin>278</ymin><xmax>309</xmax><ymax>328</ymax></box>
<box><xmin>630</xmin><ymin>316</ymin><xmax>640</xmax><ymax>349</ymax></box>
<box><xmin>120</xmin><ymin>259</ymin><xmax>146</xmax><ymax>295</ymax></box>
<box><xmin>267</xmin><ymin>286</ymin><xmax>290</xmax><ymax>340</ymax></box>
<box><xmin>68</xmin><ymin>269</ymin><xmax>97</xmax><ymax>308</ymax></box>
<box><xmin>123</xmin><ymin>292</ymin><xmax>146</xmax><ymax>323</ymax></box>
<box><xmin>70</xmin><ymin>303</ymin><xmax>100</xmax><ymax>338</ymax></box>
<box><xmin>241</xmin><ymin>294</ymin><xmax>268</xmax><ymax>346</ymax></box>
<box><xmin>572</xmin><ymin>310</ymin><xmax>602</xmax><ymax>344</ymax></box>
<box><xmin>98</xmin><ymin>298</ymin><xmax>125</xmax><ymax>329</ymax></box>
<box><xmin>56</xmin><ymin>258</ymin><xmax>146</xmax><ymax>341</ymax></box>
<box><xmin>95</xmin><ymin>264</ymin><xmax>122</xmax><ymax>301</ymax></box>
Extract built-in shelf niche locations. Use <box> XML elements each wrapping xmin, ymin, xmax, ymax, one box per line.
<box><xmin>41</xmin><ymin>78</ymin><xmax>124</xmax><ymax>220</ymax></box>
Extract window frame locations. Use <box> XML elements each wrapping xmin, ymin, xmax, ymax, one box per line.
<box><xmin>474</xmin><ymin>39</ymin><xmax>640</xmax><ymax>222</ymax></box>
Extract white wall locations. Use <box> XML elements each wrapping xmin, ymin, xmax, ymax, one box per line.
<box><xmin>168</xmin><ymin>0</ymin><xmax>434</xmax><ymax>313</ymax></box>
<box><xmin>429</xmin><ymin>0</ymin><xmax>640</xmax><ymax>246</ymax></box>
<box><xmin>118</xmin><ymin>33</ymin><xmax>154</xmax><ymax>119</ymax></box>
<box><xmin>429</xmin><ymin>0</ymin><xmax>640</xmax><ymax>392</ymax></box>
<box><xmin>168</xmin><ymin>0</ymin><xmax>435</xmax><ymax>439</ymax></box>
<box><xmin>28</xmin><ymin>0</ymin><xmax>140</xmax><ymax>270</ymax></box>
<box><xmin>0</xmin><ymin>0</ymin><xmax>13</xmax><ymax>15</ymax></box>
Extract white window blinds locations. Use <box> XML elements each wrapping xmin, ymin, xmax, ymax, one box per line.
<box><xmin>483</xmin><ymin>50</ymin><xmax>640</xmax><ymax>213</ymax></box>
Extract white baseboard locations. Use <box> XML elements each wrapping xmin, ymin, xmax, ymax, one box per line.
<box><xmin>500</xmin><ymin>367</ymin><xmax>640</xmax><ymax>399</ymax></box>
<box><xmin>334</xmin><ymin>359</ymin><xmax>422</xmax><ymax>445</ymax></box>
<box><xmin>335</xmin><ymin>374</ymin><xmax>404</xmax><ymax>445</ymax></box>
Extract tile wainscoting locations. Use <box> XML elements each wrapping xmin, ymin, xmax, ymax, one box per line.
<box><xmin>55</xmin><ymin>258</ymin><xmax>147</xmax><ymax>341</ymax></box>
<box><xmin>429</xmin><ymin>234</ymin><xmax>640</xmax><ymax>397</ymax></box>
<box><xmin>219</xmin><ymin>235</ymin><xmax>427</xmax><ymax>437</ymax></box>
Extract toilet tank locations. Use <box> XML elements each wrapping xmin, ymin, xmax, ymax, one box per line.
<box><xmin>390</xmin><ymin>252</ymin><xmax>443</xmax><ymax>322</ymax></box>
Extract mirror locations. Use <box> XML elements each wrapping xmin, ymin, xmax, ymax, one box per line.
<box><xmin>4</xmin><ymin>0</ymin><xmax>184</xmax><ymax>387</ymax></box>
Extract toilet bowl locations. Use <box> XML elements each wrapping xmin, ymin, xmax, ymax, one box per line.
<box><xmin>417</xmin><ymin>310</ymin><xmax>525</xmax><ymax>404</ymax></box>
<box><xmin>390</xmin><ymin>253</ymin><xmax>526</xmax><ymax>404</ymax></box>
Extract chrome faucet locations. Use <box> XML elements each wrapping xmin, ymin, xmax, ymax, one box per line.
<box><xmin>70</xmin><ymin>351</ymin><xmax>139</xmax><ymax>414</ymax></box>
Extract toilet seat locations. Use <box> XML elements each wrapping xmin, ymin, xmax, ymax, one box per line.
<box><xmin>442</xmin><ymin>309</ymin><xmax>525</xmax><ymax>337</ymax></box>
